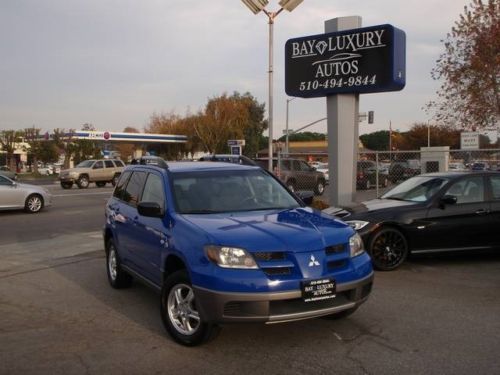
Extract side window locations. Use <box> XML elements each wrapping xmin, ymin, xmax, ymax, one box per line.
<box><xmin>0</xmin><ymin>175</ymin><xmax>11</xmax><ymax>185</ymax></box>
<box><xmin>122</xmin><ymin>171</ymin><xmax>147</xmax><ymax>207</ymax></box>
<box><xmin>113</xmin><ymin>160</ymin><xmax>125</xmax><ymax>167</ymax></box>
<box><xmin>141</xmin><ymin>173</ymin><xmax>166</xmax><ymax>210</ymax></box>
<box><xmin>490</xmin><ymin>176</ymin><xmax>500</xmax><ymax>200</ymax></box>
<box><xmin>104</xmin><ymin>160</ymin><xmax>114</xmax><ymax>168</ymax></box>
<box><xmin>113</xmin><ymin>171</ymin><xmax>132</xmax><ymax>200</ymax></box>
<box><xmin>299</xmin><ymin>161</ymin><xmax>311</xmax><ymax>171</ymax></box>
<box><xmin>93</xmin><ymin>161</ymin><xmax>104</xmax><ymax>169</ymax></box>
<box><xmin>444</xmin><ymin>176</ymin><xmax>484</xmax><ymax>204</ymax></box>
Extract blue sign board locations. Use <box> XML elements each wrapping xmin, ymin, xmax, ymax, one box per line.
<box><xmin>285</xmin><ymin>24</ymin><xmax>406</xmax><ymax>98</ymax></box>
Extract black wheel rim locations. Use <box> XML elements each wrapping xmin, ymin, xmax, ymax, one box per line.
<box><xmin>371</xmin><ymin>230</ymin><xmax>407</xmax><ymax>269</ymax></box>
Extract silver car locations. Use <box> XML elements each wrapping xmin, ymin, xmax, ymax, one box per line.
<box><xmin>0</xmin><ymin>175</ymin><xmax>52</xmax><ymax>213</ymax></box>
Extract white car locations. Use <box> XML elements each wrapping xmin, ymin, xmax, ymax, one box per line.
<box><xmin>0</xmin><ymin>175</ymin><xmax>53</xmax><ymax>213</ymax></box>
<box><xmin>315</xmin><ymin>162</ymin><xmax>329</xmax><ymax>183</ymax></box>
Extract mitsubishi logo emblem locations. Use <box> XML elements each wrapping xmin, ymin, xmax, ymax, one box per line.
<box><xmin>308</xmin><ymin>255</ymin><xmax>320</xmax><ymax>267</ymax></box>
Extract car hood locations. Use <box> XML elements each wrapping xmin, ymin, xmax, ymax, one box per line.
<box><xmin>323</xmin><ymin>198</ymin><xmax>418</xmax><ymax>219</ymax></box>
<box><xmin>181</xmin><ymin>208</ymin><xmax>354</xmax><ymax>253</ymax></box>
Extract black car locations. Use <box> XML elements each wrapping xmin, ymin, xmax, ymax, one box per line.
<box><xmin>357</xmin><ymin>160</ymin><xmax>389</xmax><ymax>190</ymax></box>
<box><xmin>325</xmin><ymin>171</ymin><xmax>500</xmax><ymax>270</ymax></box>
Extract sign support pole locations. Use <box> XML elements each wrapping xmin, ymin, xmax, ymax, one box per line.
<box><xmin>326</xmin><ymin>16</ymin><xmax>362</xmax><ymax>207</ymax></box>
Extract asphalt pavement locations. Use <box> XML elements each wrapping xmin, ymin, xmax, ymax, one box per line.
<box><xmin>1</xmin><ymin>185</ymin><xmax>499</xmax><ymax>374</ymax></box>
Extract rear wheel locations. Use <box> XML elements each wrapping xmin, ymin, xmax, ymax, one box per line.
<box><xmin>368</xmin><ymin>227</ymin><xmax>409</xmax><ymax>271</ymax></box>
<box><xmin>60</xmin><ymin>181</ymin><xmax>73</xmax><ymax>189</ymax></box>
<box><xmin>286</xmin><ymin>180</ymin><xmax>296</xmax><ymax>192</ymax></box>
<box><xmin>111</xmin><ymin>174</ymin><xmax>120</xmax><ymax>187</ymax></box>
<box><xmin>160</xmin><ymin>270</ymin><xmax>219</xmax><ymax>346</ymax></box>
<box><xmin>24</xmin><ymin>194</ymin><xmax>43</xmax><ymax>213</ymax></box>
<box><xmin>106</xmin><ymin>239</ymin><xmax>133</xmax><ymax>289</ymax></box>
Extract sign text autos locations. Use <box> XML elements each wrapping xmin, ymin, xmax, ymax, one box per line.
<box><xmin>285</xmin><ymin>25</ymin><xmax>406</xmax><ymax>98</ymax></box>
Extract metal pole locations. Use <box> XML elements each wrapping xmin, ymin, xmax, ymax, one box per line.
<box><xmin>285</xmin><ymin>97</ymin><xmax>296</xmax><ymax>155</ymax></box>
<box><xmin>267</xmin><ymin>15</ymin><xmax>274</xmax><ymax>172</ymax></box>
<box><xmin>427</xmin><ymin>121</ymin><xmax>430</xmax><ymax>147</ymax></box>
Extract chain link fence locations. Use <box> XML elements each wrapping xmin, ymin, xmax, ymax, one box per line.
<box><xmin>275</xmin><ymin>148</ymin><xmax>500</xmax><ymax>203</ymax></box>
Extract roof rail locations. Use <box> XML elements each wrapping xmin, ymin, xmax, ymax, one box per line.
<box><xmin>199</xmin><ymin>154</ymin><xmax>258</xmax><ymax>167</ymax></box>
<box><xmin>131</xmin><ymin>156</ymin><xmax>169</xmax><ymax>169</ymax></box>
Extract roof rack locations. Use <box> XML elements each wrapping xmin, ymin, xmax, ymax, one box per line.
<box><xmin>198</xmin><ymin>154</ymin><xmax>258</xmax><ymax>167</ymax></box>
<box><xmin>131</xmin><ymin>156</ymin><xmax>169</xmax><ymax>169</ymax></box>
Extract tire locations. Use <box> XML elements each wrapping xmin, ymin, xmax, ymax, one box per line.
<box><xmin>60</xmin><ymin>181</ymin><xmax>73</xmax><ymax>189</ymax></box>
<box><xmin>111</xmin><ymin>174</ymin><xmax>120</xmax><ymax>187</ymax></box>
<box><xmin>315</xmin><ymin>180</ymin><xmax>325</xmax><ymax>195</ymax></box>
<box><xmin>24</xmin><ymin>194</ymin><xmax>44</xmax><ymax>213</ymax></box>
<box><xmin>286</xmin><ymin>180</ymin><xmax>296</xmax><ymax>192</ymax></box>
<box><xmin>106</xmin><ymin>239</ymin><xmax>133</xmax><ymax>289</ymax></box>
<box><xmin>96</xmin><ymin>181</ymin><xmax>106</xmax><ymax>188</ymax></box>
<box><xmin>383</xmin><ymin>178</ymin><xmax>389</xmax><ymax>188</ymax></box>
<box><xmin>322</xmin><ymin>306</ymin><xmax>358</xmax><ymax>320</ymax></box>
<box><xmin>365</xmin><ymin>180</ymin><xmax>371</xmax><ymax>190</ymax></box>
<box><xmin>77</xmin><ymin>175</ymin><xmax>89</xmax><ymax>189</ymax></box>
<box><xmin>160</xmin><ymin>270</ymin><xmax>220</xmax><ymax>346</ymax></box>
<box><xmin>368</xmin><ymin>227</ymin><xmax>409</xmax><ymax>271</ymax></box>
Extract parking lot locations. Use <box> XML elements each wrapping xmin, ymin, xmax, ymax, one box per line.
<box><xmin>1</xmin><ymin>184</ymin><xmax>500</xmax><ymax>374</ymax></box>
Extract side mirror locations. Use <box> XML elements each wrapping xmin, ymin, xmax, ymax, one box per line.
<box><xmin>440</xmin><ymin>195</ymin><xmax>457</xmax><ymax>206</ymax></box>
<box><xmin>137</xmin><ymin>202</ymin><xmax>164</xmax><ymax>218</ymax></box>
<box><xmin>295</xmin><ymin>190</ymin><xmax>314</xmax><ymax>206</ymax></box>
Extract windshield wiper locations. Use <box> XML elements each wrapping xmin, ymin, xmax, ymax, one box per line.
<box><xmin>182</xmin><ymin>209</ymin><xmax>221</xmax><ymax>214</ymax></box>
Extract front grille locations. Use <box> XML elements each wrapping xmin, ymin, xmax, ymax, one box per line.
<box><xmin>325</xmin><ymin>244</ymin><xmax>345</xmax><ymax>255</ymax></box>
<box><xmin>253</xmin><ymin>252</ymin><xmax>285</xmax><ymax>262</ymax></box>
<box><xmin>262</xmin><ymin>267</ymin><xmax>291</xmax><ymax>276</ymax></box>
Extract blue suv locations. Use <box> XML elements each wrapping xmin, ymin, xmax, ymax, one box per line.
<box><xmin>104</xmin><ymin>157</ymin><xmax>373</xmax><ymax>346</ymax></box>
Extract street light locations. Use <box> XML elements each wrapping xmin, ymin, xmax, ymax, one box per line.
<box><xmin>241</xmin><ymin>0</ymin><xmax>303</xmax><ymax>171</ymax></box>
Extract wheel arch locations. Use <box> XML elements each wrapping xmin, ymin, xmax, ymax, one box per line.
<box><xmin>163</xmin><ymin>254</ymin><xmax>187</xmax><ymax>282</ymax></box>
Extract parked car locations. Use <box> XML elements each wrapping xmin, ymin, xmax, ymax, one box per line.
<box><xmin>0</xmin><ymin>166</ymin><xmax>17</xmax><ymax>180</ymax></box>
<box><xmin>254</xmin><ymin>157</ymin><xmax>327</xmax><ymax>195</ymax></box>
<box><xmin>324</xmin><ymin>171</ymin><xmax>500</xmax><ymax>271</ymax></box>
<box><xmin>198</xmin><ymin>154</ymin><xmax>256</xmax><ymax>165</ymax></box>
<box><xmin>471</xmin><ymin>162</ymin><xmax>490</xmax><ymax>171</ymax></box>
<box><xmin>357</xmin><ymin>161</ymin><xmax>389</xmax><ymax>190</ymax></box>
<box><xmin>104</xmin><ymin>157</ymin><xmax>373</xmax><ymax>345</ymax></box>
<box><xmin>59</xmin><ymin>159</ymin><xmax>125</xmax><ymax>189</ymax></box>
<box><xmin>448</xmin><ymin>162</ymin><xmax>466</xmax><ymax>171</ymax></box>
<box><xmin>388</xmin><ymin>160</ymin><xmax>421</xmax><ymax>183</ymax></box>
<box><xmin>0</xmin><ymin>175</ymin><xmax>52</xmax><ymax>213</ymax></box>
<box><xmin>37</xmin><ymin>164</ymin><xmax>53</xmax><ymax>176</ymax></box>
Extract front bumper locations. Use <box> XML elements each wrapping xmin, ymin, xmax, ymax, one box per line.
<box><xmin>193</xmin><ymin>271</ymin><xmax>373</xmax><ymax>324</ymax></box>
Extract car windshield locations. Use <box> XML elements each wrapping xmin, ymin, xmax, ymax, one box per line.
<box><xmin>76</xmin><ymin>160</ymin><xmax>94</xmax><ymax>168</ymax></box>
<box><xmin>172</xmin><ymin>169</ymin><xmax>301</xmax><ymax>214</ymax></box>
<box><xmin>381</xmin><ymin>176</ymin><xmax>449</xmax><ymax>202</ymax></box>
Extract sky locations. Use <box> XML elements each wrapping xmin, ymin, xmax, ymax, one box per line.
<box><xmin>0</xmin><ymin>0</ymin><xmax>469</xmax><ymax>137</ymax></box>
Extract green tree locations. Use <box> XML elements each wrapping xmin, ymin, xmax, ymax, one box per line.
<box><xmin>0</xmin><ymin>130</ymin><xmax>23</xmax><ymax>171</ymax></box>
<box><xmin>359</xmin><ymin>130</ymin><xmax>390</xmax><ymax>151</ymax></box>
<box><xmin>428</xmin><ymin>0</ymin><xmax>500</xmax><ymax>128</ymax></box>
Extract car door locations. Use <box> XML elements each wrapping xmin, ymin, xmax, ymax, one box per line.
<box><xmin>113</xmin><ymin>171</ymin><xmax>148</xmax><ymax>272</ymax></box>
<box><xmin>131</xmin><ymin>172</ymin><xmax>167</xmax><ymax>286</ymax></box>
<box><xmin>295</xmin><ymin>160</ymin><xmax>315</xmax><ymax>190</ymax></box>
<box><xmin>424</xmin><ymin>175</ymin><xmax>491</xmax><ymax>251</ymax></box>
<box><xmin>487</xmin><ymin>174</ymin><xmax>500</xmax><ymax>247</ymax></box>
<box><xmin>0</xmin><ymin>176</ymin><xmax>25</xmax><ymax>208</ymax></box>
<box><xmin>104</xmin><ymin>160</ymin><xmax>115</xmax><ymax>180</ymax></box>
<box><xmin>92</xmin><ymin>160</ymin><xmax>106</xmax><ymax>181</ymax></box>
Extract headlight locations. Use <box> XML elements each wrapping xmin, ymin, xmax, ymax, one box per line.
<box><xmin>349</xmin><ymin>233</ymin><xmax>365</xmax><ymax>258</ymax></box>
<box><xmin>205</xmin><ymin>245</ymin><xmax>258</xmax><ymax>269</ymax></box>
<box><xmin>345</xmin><ymin>220</ymin><xmax>369</xmax><ymax>231</ymax></box>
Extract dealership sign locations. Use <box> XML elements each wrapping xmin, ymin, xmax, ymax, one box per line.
<box><xmin>460</xmin><ymin>132</ymin><xmax>479</xmax><ymax>150</ymax></box>
<box><xmin>285</xmin><ymin>24</ymin><xmax>406</xmax><ymax>98</ymax></box>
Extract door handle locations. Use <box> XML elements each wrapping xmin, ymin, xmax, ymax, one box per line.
<box><xmin>475</xmin><ymin>209</ymin><xmax>489</xmax><ymax>215</ymax></box>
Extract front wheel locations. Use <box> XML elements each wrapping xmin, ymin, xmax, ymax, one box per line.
<box><xmin>286</xmin><ymin>180</ymin><xmax>296</xmax><ymax>192</ymax></box>
<box><xmin>368</xmin><ymin>227</ymin><xmax>409</xmax><ymax>271</ymax></box>
<box><xmin>77</xmin><ymin>175</ymin><xmax>89</xmax><ymax>189</ymax></box>
<box><xmin>160</xmin><ymin>270</ymin><xmax>219</xmax><ymax>346</ymax></box>
<box><xmin>25</xmin><ymin>194</ymin><xmax>43</xmax><ymax>213</ymax></box>
<box><xmin>315</xmin><ymin>180</ymin><xmax>325</xmax><ymax>195</ymax></box>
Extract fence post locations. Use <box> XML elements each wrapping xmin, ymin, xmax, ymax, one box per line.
<box><xmin>375</xmin><ymin>152</ymin><xmax>379</xmax><ymax>197</ymax></box>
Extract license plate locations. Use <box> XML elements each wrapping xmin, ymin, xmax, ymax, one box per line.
<box><xmin>301</xmin><ymin>278</ymin><xmax>336</xmax><ymax>302</ymax></box>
